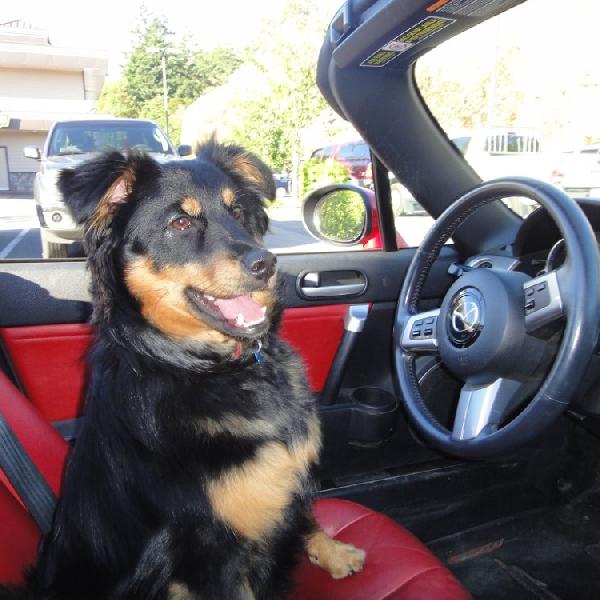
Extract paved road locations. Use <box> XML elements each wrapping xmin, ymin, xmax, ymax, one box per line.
<box><xmin>0</xmin><ymin>198</ymin><xmax>327</xmax><ymax>258</ymax></box>
<box><xmin>0</xmin><ymin>198</ymin><xmax>433</xmax><ymax>259</ymax></box>
<box><xmin>0</xmin><ymin>199</ymin><xmax>42</xmax><ymax>259</ymax></box>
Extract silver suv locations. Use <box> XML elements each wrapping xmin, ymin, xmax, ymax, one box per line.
<box><xmin>24</xmin><ymin>118</ymin><xmax>191</xmax><ymax>258</ymax></box>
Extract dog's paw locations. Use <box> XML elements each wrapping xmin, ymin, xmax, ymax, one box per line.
<box><xmin>308</xmin><ymin>537</ymin><xmax>366</xmax><ymax>579</ymax></box>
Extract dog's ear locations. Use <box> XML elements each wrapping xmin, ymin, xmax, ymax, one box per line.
<box><xmin>197</xmin><ymin>139</ymin><xmax>276</xmax><ymax>202</ymax></box>
<box><xmin>58</xmin><ymin>152</ymin><xmax>147</xmax><ymax>231</ymax></box>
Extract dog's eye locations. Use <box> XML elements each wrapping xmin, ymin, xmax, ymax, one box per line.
<box><xmin>231</xmin><ymin>205</ymin><xmax>243</xmax><ymax>221</ymax></box>
<box><xmin>171</xmin><ymin>216</ymin><xmax>192</xmax><ymax>231</ymax></box>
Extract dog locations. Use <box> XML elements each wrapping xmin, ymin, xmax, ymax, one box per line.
<box><xmin>0</xmin><ymin>141</ymin><xmax>364</xmax><ymax>599</ymax></box>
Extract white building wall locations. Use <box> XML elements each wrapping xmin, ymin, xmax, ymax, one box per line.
<box><xmin>0</xmin><ymin>68</ymin><xmax>83</xmax><ymax>100</ymax></box>
<box><xmin>0</xmin><ymin>25</ymin><xmax>107</xmax><ymax>194</ymax></box>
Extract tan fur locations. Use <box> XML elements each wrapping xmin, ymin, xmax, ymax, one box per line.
<box><xmin>305</xmin><ymin>529</ymin><xmax>366</xmax><ymax>579</ymax></box>
<box><xmin>231</xmin><ymin>153</ymin><xmax>271</xmax><ymax>198</ymax></box>
<box><xmin>223</xmin><ymin>188</ymin><xmax>236</xmax><ymax>207</ymax></box>
<box><xmin>181</xmin><ymin>196</ymin><xmax>202</xmax><ymax>217</ymax></box>
<box><xmin>168</xmin><ymin>581</ymin><xmax>199</xmax><ymax>600</ymax></box>
<box><xmin>207</xmin><ymin>418</ymin><xmax>320</xmax><ymax>540</ymax></box>
<box><xmin>89</xmin><ymin>167</ymin><xmax>135</xmax><ymax>230</ymax></box>
<box><xmin>240</xmin><ymin>578</ymin><xmax>255</xmax><ymax>600</ymax></box>
<box><xmin>198</xmin><ymin>414</ymin><xmax>279</xmax><ymax>438</ymax></box>
<box><xmin>124</xmin><ymin>256</ymin><xmax>275</xmax><ymax>343</ymax></box>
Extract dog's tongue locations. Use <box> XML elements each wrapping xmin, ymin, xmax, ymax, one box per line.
<box><xmin>214</xmin><ymin>295</ymin><xmax>265</xmax><ymax>325</ymax></box>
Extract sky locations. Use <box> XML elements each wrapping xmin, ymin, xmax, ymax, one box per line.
<box><xmin>3</xmin><ymin>0</ymin><xmax>343</xmax><ymax>78</ymax></box>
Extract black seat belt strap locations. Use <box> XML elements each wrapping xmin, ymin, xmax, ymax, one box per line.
<box><xmin>0</xmin><ymin>413</ymin><xmax>57</xmax><ymax>534</ymax></box>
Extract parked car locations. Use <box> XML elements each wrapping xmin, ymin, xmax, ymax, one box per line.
<box><xmin>552</xmin><ymin>144</ymin><xmax>600</xmax><ymax>198</ymax></box>
<box><xmin>310</xmin><ymin>139</ymin><xmax>372</xmax><ymax>187</ymax></box>
<box><xmin>273</xmin><ymin>171</ymin><xmax>291</xmax><ymax>196</ymax></box>
<box><xmin>451</xmin><ymin>128</ymin><xmax>548</xmax><ymax>216</ymax></box>
<box><xmin>24</xmin><ymin>119</ymin><xmax>191</xmax><ymax>258</ymax></box>
<box><xmin>389</xmin><ymin>175</ymin><xmax>426</xmax><ymax>216</ymax></box>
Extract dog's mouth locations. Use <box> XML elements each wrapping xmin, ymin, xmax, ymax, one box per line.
<box><xmin>185</xmin><ymin>287</ymin><xmax>269</xmax><ymax>338</ymax></box>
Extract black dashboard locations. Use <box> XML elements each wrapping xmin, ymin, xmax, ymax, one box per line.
<box><xmin>466</xmin><ymin>199</ymin><xmax>600</xmax><ymax>278</ymax></box>
<box><xmin>514</xmin><ymin>199</ymin><xmax>600</xmax><ymax>276</ymax></box>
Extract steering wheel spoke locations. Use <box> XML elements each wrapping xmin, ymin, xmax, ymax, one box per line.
<box><xmin>523</xmin><ymin>269</ymin><xmax>564</xmax><ymax>332</ymax></box>
<box><xmin>400</xmin><ymin>309</ymin><xmax>440</xmax><ymax>353</ymax></box>
<box><xmin>452</xmin><ymin>378</ymin><xmax>522</xmax><ymax>441</ymax></box>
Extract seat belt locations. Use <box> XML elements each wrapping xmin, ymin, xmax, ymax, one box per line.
<box><xmin>0</xmin><ymin>413</ymin><xmax>57</xmax><ymax>534</ymax></box>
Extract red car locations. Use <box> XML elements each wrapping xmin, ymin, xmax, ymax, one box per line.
<box><xmin>311</xmin><ymin>140</ymin><xmax>372</xmax><ymax>187</ymax></box>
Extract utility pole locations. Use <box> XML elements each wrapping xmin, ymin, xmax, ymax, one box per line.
<box><xmin>161</xmin><ymin>52</ymin><xmax>169</xmax><ymax>136</ymax></box>
<box><xmin>148</xmin><ymin>43</ymin><xmax>178</xmax><ymax>137</ymax></box>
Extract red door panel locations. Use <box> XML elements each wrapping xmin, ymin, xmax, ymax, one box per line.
<box><xmin>279</xmin><ymin>304</ymin><xmax>348</xmax><ymax>392</ymax></box>
<box><xmin>0</xmin><ymin>324</ymin><xmax>93</xmax><ymax>422</ymax></box>
<box><xmin>0</xmin><ymin>305</ymin><xmax>349</xmax><ymax>423</ymax></box>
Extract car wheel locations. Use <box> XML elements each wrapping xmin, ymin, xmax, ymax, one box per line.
<box><xmin>40</xmin><ymin>230</ymin><xmax>69</xmax><ymax>259</ymax></box>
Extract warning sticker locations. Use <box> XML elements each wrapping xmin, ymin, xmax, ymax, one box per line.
<box><xmin>361</xmin><ymin>16</ymin><xmax>455</xmax><ymax>68</ymax></box>
<box><xmin>428</xmin><ymin>0</ymin><xmax>516</xmax><ymax>19</ymax></box>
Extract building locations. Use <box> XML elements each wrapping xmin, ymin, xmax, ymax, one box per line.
<box><xmin>0</xmin><ymin>20</ymin><xmax>107</xmax><ymax>195</ymax></box>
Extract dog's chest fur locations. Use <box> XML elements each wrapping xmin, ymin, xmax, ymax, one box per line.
<box><xmin>109</xmin><ymin>337</ymin><xmax>320</xmax><ymax>543</ymax></box>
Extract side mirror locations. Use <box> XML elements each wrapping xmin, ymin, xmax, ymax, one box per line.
<box><xmin>302</xmin><ymin>184</ymin><xmax>373</xmax><ymax>246</ymax></box>
<box><xmin>177</xmin><ymin>144</ymin><xmax>193</xmax><ymax>157</ymax></box>
<box><xmin>24</xmin><ymin>146</ymin><xmax>41</xmax><ymax>160</ymax></box>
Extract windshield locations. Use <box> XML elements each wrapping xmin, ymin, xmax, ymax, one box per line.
<box><xmin>48</xmin><ymin>122</ymin><xmax>173</xmax><ymax>156</ymax></box>
<box><xmin>416</xmin><ymin>0</ymin><xmax>600</xmax><ymax>214</ymax></box>
<box><xmin>337</xmin><ymin>142</ymin><xmax>370</xmax><ymax>160</ymax></box>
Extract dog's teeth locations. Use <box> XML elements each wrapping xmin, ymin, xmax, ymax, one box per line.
<box><xmin>205</xmin><ymin>295</ymin><xmax>215</xmax><ymax>301</ymax></box>
<box><xmin>261</xmin><ymin>306</ymin><xmax>267</xmax><ymax>315</ymax></box>
<box><xmin>235</xmin><ymin>313</ymin><xmax>244</xmax><ymax>326</ymax></box>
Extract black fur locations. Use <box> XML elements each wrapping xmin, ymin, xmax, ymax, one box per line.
<box><xmin>1</xmin><ymin>142</ymin><xmax>319</xmax><ymax>599</ymax></box>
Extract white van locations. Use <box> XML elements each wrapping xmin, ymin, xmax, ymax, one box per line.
<box><xmin>450</xmin><ymin>128</ymin><xmax>551</xmax><ymax>216</ymax></box>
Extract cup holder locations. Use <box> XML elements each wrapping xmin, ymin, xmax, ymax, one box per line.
<box><xmin>348</xmin><ymin>386</ymin><xmax>398</xmax><ymax>447</ymax></box>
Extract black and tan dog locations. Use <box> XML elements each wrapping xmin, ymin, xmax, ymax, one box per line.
<box><xmin>0</xmin><ymin>141</ymin><xmax>364</xmax><ymax>599</ymax></box>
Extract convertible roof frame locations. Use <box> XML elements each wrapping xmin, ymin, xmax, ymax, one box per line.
<box><xmin>317</xmin><ymin>0</ymin><xmax>525</xmax><ymax>255</ymax></box>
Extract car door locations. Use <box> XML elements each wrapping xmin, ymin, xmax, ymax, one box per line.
<box><xmin>0</xmin><ymin>209</ymin><xmax>458</xmax><ymax>471</ymax></box>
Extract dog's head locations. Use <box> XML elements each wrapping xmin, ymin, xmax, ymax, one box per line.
<box><xmin>59</xmin><ymin>140</ymin><xmax>279</xmax><ymax>360</ymax></box>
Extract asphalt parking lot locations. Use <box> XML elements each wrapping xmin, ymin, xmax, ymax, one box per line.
<box><xmin>0</xmin><ymin>198</ymin><xmax>433</xmax><ymax>259</ymax></box>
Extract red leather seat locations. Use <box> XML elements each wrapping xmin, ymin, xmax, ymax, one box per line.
<box><xmin>0</xmin><ymin>372</ymin><xmax>470</xmax><ymax>598</ymax></box>
<box><xmin>291</xmin><ymin>498</ymin><xmax>470</xmax><ymax>600</ymax></box>
<box><xmin>0</xmin><ymin>372</ymin><xmax>69</xmax><ymax>584</ymax></box>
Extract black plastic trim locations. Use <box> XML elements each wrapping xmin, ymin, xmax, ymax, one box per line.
<box><xmin>0</xmin><ymin>248</ymin><xmax>458</xmax><ymax>327</ymax></box>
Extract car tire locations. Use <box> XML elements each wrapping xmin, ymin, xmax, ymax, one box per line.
<box><xmin>40</xmin><ymin>230</ymin><xmax>69</xmax><ymax>259</ymax></box>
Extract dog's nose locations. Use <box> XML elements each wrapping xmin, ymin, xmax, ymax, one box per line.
<box><xmin>242</xmin><ymin>249</ymin><xmax>277</xmax><ymax>281</ymax></box>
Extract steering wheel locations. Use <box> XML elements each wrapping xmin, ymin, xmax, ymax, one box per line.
<box><xmin>394</xmin><ymin>178</ymin><xmax>600</xmax><ymax>458</ymax></box>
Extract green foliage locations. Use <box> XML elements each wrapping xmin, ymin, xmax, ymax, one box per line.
<box><xmin>227</xmin><ymin>0</ymin><xmax>332</xmax><ymax>171</ymax></box>
<box><xmin>96</xmin><ymin>80</ymin><xmax>137</xmax><ymax>118</ymax></box>
<box><xmin>301</xmin><ymin>157</ymin><xmax>350</xmax><ymax>197</ymax></box>
<box><xmin>97</xmin><ymin>13</ymin><xmax>240</xmax><ymax>144</ymax></box>
<box><xmin>316</xmin><ymin>190</ymin><xmax>365</xmax><ymax>242</ymax></box>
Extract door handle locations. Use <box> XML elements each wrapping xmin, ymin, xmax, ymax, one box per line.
<box><xmin>298</xmin><ymin>270</ymin><xmax>367</xmax><ymax>299</ymax></box>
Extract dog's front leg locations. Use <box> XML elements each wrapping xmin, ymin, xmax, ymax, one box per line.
<box><xmin>304</xmin><ymin>519</ymin><xmax>366</xmax><ymax>580</ymax></box>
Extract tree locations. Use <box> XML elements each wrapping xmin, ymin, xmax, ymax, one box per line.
<box><xmin>218</xmin><ymin>0</ymin><xmax>334</xmax><ymax>193</ymax></box>
<box><xmin>96</xmin><ymin>80</ymin><xmax>137</xmax><ymax>118</ymax></box>
<box><xmin>97</xmin><ymin>13</ymin><xmax>241</xmax><ymax>144</ymax></box>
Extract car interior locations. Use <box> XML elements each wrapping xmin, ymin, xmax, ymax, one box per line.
<box><xmin>2</xmin><ymin>0</ymin><xmax>600</xmax><ymax>598</ymax></box>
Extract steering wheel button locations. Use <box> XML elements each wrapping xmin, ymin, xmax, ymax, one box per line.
<box><xmin>423</xmin><ymin>328</ymin><xmax>433</xmax><ymax>337</ymax></box>
<box><xmin>536</xmin><ymin>283</ymin><xmax>547</xmax><ymax>292</ymax></box>
<box><xmin>414</xmin><ymin>319</ymin><xmax>424</xmax><ymax>327</ymax></box>
<box><xmin>526</xmin><ymin>286</ymin><xmax>535</xmax><ymax>297</ymax></box>
<box><xmin>534</xmin><ymin>287</ymin><xmax>551</xmax><ymax>309</ymax></box>
<box><xmin>424</xmin><ymin>317</ymin><xmax>435</xmax><ymax>325</ymax></box>
<box><xmin>525</xmin><ymin>300</ymin><xmax>536</xmax><ymax>313</ymax></box>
